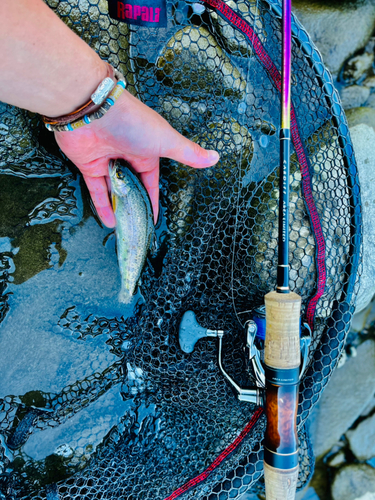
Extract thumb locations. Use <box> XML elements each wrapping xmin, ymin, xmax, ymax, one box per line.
<box><xmin>161</xmin><ymin>128</ymin><xmax>220</xmax><ymax>169</ymax></box>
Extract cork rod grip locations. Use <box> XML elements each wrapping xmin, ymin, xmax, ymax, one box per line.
<box><xmin>264</xmin><ymin>291</ymin><xmax>301</xmax><ymax>369</ymax></box>
<box><xmin>264</xmin><ymin>463</ymin><xmax>299</xmax><ymax>500</ymax></box>
<box><xmin>263</xmin><ymin>291</ymin><xmax>301</xmax><ymax>500</ymax></box>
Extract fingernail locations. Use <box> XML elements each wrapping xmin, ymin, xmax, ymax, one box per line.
<box><xmin>208</xmin><ymin>150</ymin><xmax>220</xmax><ymax>163</ymax></box>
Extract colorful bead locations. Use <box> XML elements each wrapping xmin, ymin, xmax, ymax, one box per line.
<box><xmin>45</xmin><ymin>71</ymin><xmax>127</xmax><ymax>132</ymax></box>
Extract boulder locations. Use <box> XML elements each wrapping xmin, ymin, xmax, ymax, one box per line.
<box><xmin>310</xmin><ymin>340</ymin><xmax>375</xmax><ymax>458</ymax></box>
<box><xmin>346</xmin><ymin>107</ymin><xmax>375</xmax><ymax>131</ymax></box>
<box><xmin>339</xmin><ymin>85</ymin><xmax>370</xmax><ymax>110</ymax></box>
<box><xmin>293</xmin><ymin>0</ymin><xmax>375</xmax><ymax>78</ymax></box>
<box><xmin>343</xmin><ymin>50</ymin><xmax>375</xmax><ymax>83</ymax></box>
<box><xmin>363</xmin><ymin>76</ymin><xmax>375</xmax><ymax>88</ymax></box>
<box><xmin>360</xmin><ymin>393</ymin><xmax>375</xmax><ymax>417</ymax></box>
<box><xmin>365</xmin><ymin>93</ymin><xmax>375</xmax><ymax>108</ymax></box>
<box><xmin>327</xmin><ymin>450</ymin><xmax>346</xmax><ymax>468</ymax></box>
<box><xmin>331</xmin><ymin>464</ymin><xmax>375</xmax><ymax>500</ymax></box>
<box><xmin>350</xmin><ymin>298</ymin><xmax>375</xmax><ymax>332</ymax></box>
<box><xmin>349</xmin><ymin>124</ymin><xmax>375</xmax><ymax>312</ymax></box>
<box><xmin>346</xmin><ymin>413</ymin><xmax>375</xmax><ymax>461</ymax></box>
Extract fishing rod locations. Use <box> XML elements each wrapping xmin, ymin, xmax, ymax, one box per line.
<box><xmin>262</xmin><ymin>0</ymin><xmax>301</xmax><ymax>497</ymax></box>
<box><xmin>177</xmin><ymin>1</ymin><xmax>309</xmax><ymax>498</ymax></box>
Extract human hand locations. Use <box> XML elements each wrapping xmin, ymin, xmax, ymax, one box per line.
<box><xmin>54</xmin><ymin>90</ymin><xmax>220</xmax><ymax>227</ymax></box>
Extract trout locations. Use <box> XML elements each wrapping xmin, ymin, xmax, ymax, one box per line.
<box><xmin>109</xmin><ymin>159</ymin><xmax>154</xmax><ymax>303</ymax></box>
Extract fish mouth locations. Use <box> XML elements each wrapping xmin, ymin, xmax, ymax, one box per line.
<box><xmin>108</xmin><ymin>159</ymin><xmax>116</xmax><ymax>178</ymax></box>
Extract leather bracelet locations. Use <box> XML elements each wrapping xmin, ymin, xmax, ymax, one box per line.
<box><xmin>45</xmin><ymin>70</ymin><xmax>126</xmax><ymax>132</ymax></box>
<box><xmin>42</xmin><ymin>63</ymin><xmax>116</xmax><ymax>126</ymax></box>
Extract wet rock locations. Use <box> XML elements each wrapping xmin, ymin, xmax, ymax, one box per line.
<box><xmin>343</xmin><ymin>40</ymin><xmax>375</xmax><ymax>83</ymax></box>
<box><xmin>292</xmin><ymin>0</ymin><xmax>375</xmax><ymax>78</ymax></box>
<box><xmin>311</xmin><ymin>340</ymin><xmax>375</xmax><ymax>458</ymax></box>
<box><xmin>365</xmin><ymin>93</ymin><xmax>375</xmax><ymax>108</ymax></box>
<box><xmin>360</xmin><ymin>393</ymin><xmax>375</xmax><ymax>418</ymax></box>
<box><xmin>349</xmin><ymin>124</ymin><xmax>375</xmax><ymax>312</ymax></box>
<box><xmin>331</xmin><ymin>464</ymin><xmax>375</xmax><ymax>500</ymax></box>
<box><xmin>346</xmin><ymin>107</ymin><xmax>375</xmax><ymax>132</ymax></box>
<box><xmin>363</xmin><ymin>76</ymin><xmax>375</xmax><ymax>88</ymax></box>
<box><xmin>339</xmin><ymin>85</ymin><xmax>370</xmax><ymax>110</ymax></box>
<box><xmin>0</xmin><ymin>103</ymin><xmax>41</xmax><ymax>165</ymax></box>
<box><xmin>156</xmin><ymin>25</ymin><xmax>247</xmax><ymax>97</ymax></box>
<box><xmin>326</xmin><ymin>450</ymin><xmax>346</xmax><ymax>468</ymax></box>
<box><xmin>0</xmin><ymin>216</ymin><xmax>124</xmax><ymax>397</ymax></box>
<box><xmin>209</xmin><ymin>0</ymin><xmax>265</xmax><ymax>57</ymax></box>
<box><xmin>346</xmin><ymin>413</ymin><xmax>375</xmax><ymax>461</ymax></box>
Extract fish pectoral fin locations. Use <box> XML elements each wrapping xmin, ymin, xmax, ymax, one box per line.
<box><xmin>111</xmin><ymin>193</ymin><xmax>117</xmax><ymax>213</ymax></box>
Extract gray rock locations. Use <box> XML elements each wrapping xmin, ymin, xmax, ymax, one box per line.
<box><xmin>350</xmin><ymin>124</ymin><xmax>375</xmax><ymax>312</ymax></box>
<box><xmin>340</xmin><ymin>85</ymin><xmax>370</xmax><ymax>110</ymax></box>
<box><xmin>0</xmin><ymin>216</ymin><xmax>128</xmax><ymax>397</ymax></box>
<box><xmin>363</xmin><ymin>76</ymin><xmax>375</xmax><ymax>88</ymax></box>
<box><xmin>346</xmin><ymin>413</ymin><xmax>375</xmax><ymax>461</ymax></box>
<box><xmin>346</xmin><ymin>107</ymin><xmax>375</xmax><ymax>132</ymax></box>
<box><xmin>360</xmin><ymin>393</ymin><xmax>375</xmax><ymax>417</ymax></box>
<box><xmin>293</xmin><ymin>0</ymin><xmax>375</xmax><ymax>78</ymax></box>
<box><xmin>327</xmin><ymin>450</ymin><xmax>346</xmax><ymax>468</ymax></box>
<box><xmin>343</xmin><ymin>51</ymin><xmax>375</xmax><ymax>83</ymax></box>
<box><xmin>331</xmin><ymin>464</ymin><xmax>375</xmax><ymax>500</ymax></box>
<box><xmin>365</xmin><ymin>93</ymin><xmax>375</xmax><ymax>108</ymax></box>
<box><xmin>311</xmin><ymin>340</ymin><xmax>375</xmax><ymax>458</ymax></box>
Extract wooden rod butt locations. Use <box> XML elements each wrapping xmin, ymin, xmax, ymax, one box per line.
<box><xmin>264</xmin><ymin>463</ymin><xmax>298</xmax><ymax>500</ymax></box>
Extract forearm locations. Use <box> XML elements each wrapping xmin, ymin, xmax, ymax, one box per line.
<box><xmin>0</xmin><ymin>0</ymin><xmax>107</xmax><ymax>116</ymax></box>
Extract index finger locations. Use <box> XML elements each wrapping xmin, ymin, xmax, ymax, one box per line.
<box><xmin>83</xmin><ymin>174</ymin><xmax>116</xmax><ymax>228</ymax></box>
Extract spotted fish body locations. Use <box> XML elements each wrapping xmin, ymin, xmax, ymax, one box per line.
<box><xmin>109</xmin><ymin>160</ymin><xmax>154</xmax><ymax>303</ymax></box>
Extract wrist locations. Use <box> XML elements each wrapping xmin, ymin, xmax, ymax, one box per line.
<box><xmin>45</xmin><ymin>57</ymin><xmax>108</xmax><ymax>117</ymax></box>
<box><xmin>44</xmin><ymin>67</ymin><xmax>126</xmax><ymax>132</ymax></box>
<box><xmin>43</xmin><ymin>62</ymin><xmax>116</xmax><ymax>125</ymax></box>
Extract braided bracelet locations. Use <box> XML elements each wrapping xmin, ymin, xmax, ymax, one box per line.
<box><xmin>44</xmin><ymin>69</ymin><xmax>126</xmax><ymax>132</ymax></box>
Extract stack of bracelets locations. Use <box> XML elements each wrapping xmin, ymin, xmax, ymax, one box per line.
<box><xmin>43</xmin><ymin>64</ymin><xmax>126</xmax><ymax>132</ymax></box>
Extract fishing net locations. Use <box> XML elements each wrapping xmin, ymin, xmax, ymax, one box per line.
<box><xmin>0</xmin><ymin>0</ymin><xmax>362</xmax><ymax>498</ymax></box>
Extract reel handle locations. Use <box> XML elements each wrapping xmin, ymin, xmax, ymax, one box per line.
<box><xmin>263</xmin><ymin>291</ymin><xmax>301</xmax><ymax>499</ymax></box>
<box><xmin>178</xmin><ymin>311</ymin><xmax>220</xmax><ymax>353</ymax></box>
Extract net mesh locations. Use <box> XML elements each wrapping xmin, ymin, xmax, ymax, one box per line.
<box><xmin>0</xmin><ymin>0</ymin><xmax>362</xmax><ymax>499</ymax></box>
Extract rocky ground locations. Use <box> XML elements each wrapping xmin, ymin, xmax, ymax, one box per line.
<box><xmin>242</xmin><ymin>0</ymin><xmax>375</xmax><ymax>498</ymax></box>
<box><xmin>292</xmin><ymin>0</ymin><xmax>375</xmax><ymax>499</ymax></box>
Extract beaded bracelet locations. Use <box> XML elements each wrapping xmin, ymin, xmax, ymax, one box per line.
<box><xmin>43</xmin><ymin>64</ymin><xmax>115</xmax><ymax>126</ymax></box>
<box><xmin>44</xmin><ymin>69</ymin><xmax>126</xmax><ymax>132</ymax></box>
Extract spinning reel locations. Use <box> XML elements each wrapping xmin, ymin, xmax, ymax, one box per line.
<box><xmin>178</xmin><ymin>307</ymin><xmax>312</xmax><ymax>407</ymax></box>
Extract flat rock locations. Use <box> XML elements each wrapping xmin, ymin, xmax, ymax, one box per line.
<box><xmin>310</xmin><ymin>340</ymin><xmax>375</xmax><ymax>458</ymax></box>
<box><xmin>346</xmin><ymin>107</ymin><xmax>375</xmax><ymax>131</ymax></box>
<box><xmin>0</xmin><ymin>215</ymin><xmax>130</xmax><ymax>397</ymax></box>
<box><xmin>363</xmin><ymin>76</ymin><xmax>375</xmax><ymax>88</ymax></box>
<box><xmin>293</xmin><ymin>0</ymin><xmax>375</xmax><ymax>78</ymax></box>
<box><xmin>365</xmin><ymin>93</ymin><xmax>375</xmax><ymax>108</ymax></box>
<box><xmin>360</xmin><ymin>393</ymin><xmax>375</xmax><ymax>417</ymax></box>
<box><xmin>331</xmin><ymin>464</ymin><xmax>375</xmax><ymax>500</ymax></box>
<box><xmin>346</xmin><ymin>412</ymin><xmax>375</xmax><ymax>461</ymax></box>
<box><xmin>350</xmin><ymin>124</ymin><xmax>375</xmax><ymax>312</ymax></box>
<box><xmin>340</xmin><ymin>85</ymin><xmax>370</xmax><ymax>110</ymax></box>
